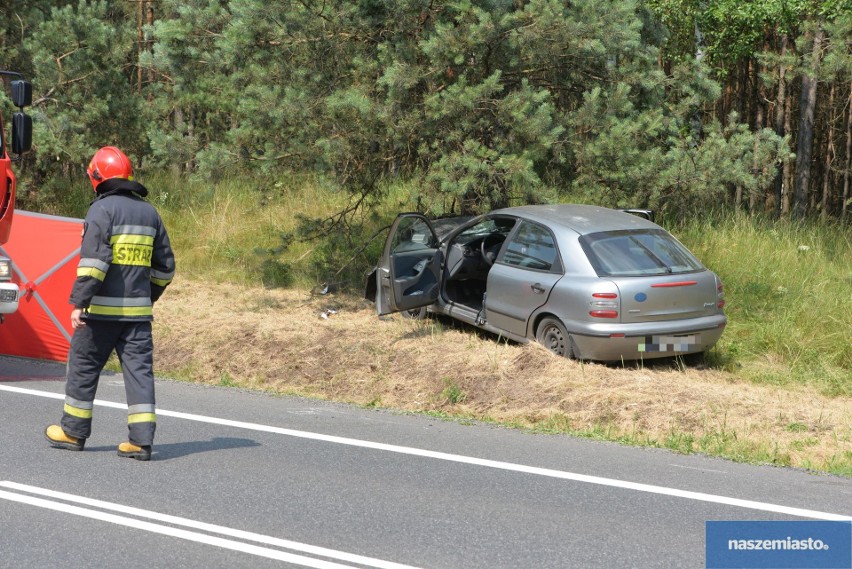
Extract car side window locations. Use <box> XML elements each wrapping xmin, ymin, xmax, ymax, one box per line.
<box><xmin>502</xmin><ymin>221</ymin><xmax>559</xmax><ymax>272</ymax></box>
<box><xmin>391</xmin><ymin>217</ymin><xmax>436</xmax><ymax>254</ymax></box>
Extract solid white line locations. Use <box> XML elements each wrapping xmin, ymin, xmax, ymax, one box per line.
<box><xmin>0</xmin><ymin>481</ymin><xmax>420</xmax><ymax>569</ymax></box>
<box><xmin>0</xmin><ymin>489</ymin><xmax>367</xmax><ymax>569</ymax></box>
<box><xmin>3</xmin><ymin>384</ymin><xmax>850</xmax><ymax>522</ymax></box>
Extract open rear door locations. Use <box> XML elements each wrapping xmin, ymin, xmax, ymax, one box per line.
<box><xmin>376</xmin><ymin>214</ymin><xmax>443</xmax><ymax>316</ymax></box>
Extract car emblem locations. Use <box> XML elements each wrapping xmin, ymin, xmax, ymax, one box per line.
<box><xmin>634</xmin><ymin>292</ymin><xmax>647</xmax><ymax>302</ymax></box>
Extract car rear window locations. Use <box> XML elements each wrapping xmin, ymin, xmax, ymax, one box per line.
<box><xmin>579</xmin><ymin>229</ymin><xmax>704</xmax><ymax>277</ymax></box>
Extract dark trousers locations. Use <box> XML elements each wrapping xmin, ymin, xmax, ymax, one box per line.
<box><xmin>61</xmin><ymin>320</ymin><xmax>156</xmax><ymax>446</ymax></box>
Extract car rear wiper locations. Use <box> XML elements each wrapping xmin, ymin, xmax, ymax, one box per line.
<box><xmin>629</xmin><ymin>236</ymin><xmax>672</xmax><ymax>273</ymax></box>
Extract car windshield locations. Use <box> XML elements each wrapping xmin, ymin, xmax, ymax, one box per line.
<box><xmin>456</xmin><ymin>218</ymin><xmax>514</xmax><ymax>238</ymax></box>
<box><xmin>580</xmin><ymin>229</ymin><xmax>704</xmax><ymax>277</ymax></box>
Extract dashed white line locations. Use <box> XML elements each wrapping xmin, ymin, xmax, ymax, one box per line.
<box><xmin>2</xmin><ymin>384</ymin><xmax>850</xmax><ymax>522</ymax></box>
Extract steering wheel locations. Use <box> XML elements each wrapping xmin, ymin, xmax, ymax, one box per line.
<box><xmin>480</xmin><ymin>234</ymin><xmax>503</xmax><ymax>266</ymax></box>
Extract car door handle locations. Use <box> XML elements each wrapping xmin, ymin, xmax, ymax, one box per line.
<box><xmin>531</xmin><ymin>283</ymin><xmax>546</xmax><ymax>294</ymax></box>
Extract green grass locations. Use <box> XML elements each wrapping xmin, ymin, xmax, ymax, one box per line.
<box><xmin>674</xmin><ymin>213</ymin><xmax>852</xmax><ymax>397</ymax></box>
<box><xmin>440</xmin><ymin>378</ymin><xmax>467</xmax><ymax>405</ymax></box>
<box><xmin>146</xmin><ymin>171</ymin><xmax>404</xmax><ymax>290</ymax></box>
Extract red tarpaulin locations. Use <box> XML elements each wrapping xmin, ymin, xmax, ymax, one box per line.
<box><xmin>0</xmin><ymin>210</ymin><xmax>82</xmax><ymax>361</ymax></box>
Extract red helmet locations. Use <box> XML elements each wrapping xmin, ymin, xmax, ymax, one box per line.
<box><xmin>87</xmin><ymin>146</ymin><xmax>134</xmax><ymax>191</ymax></box>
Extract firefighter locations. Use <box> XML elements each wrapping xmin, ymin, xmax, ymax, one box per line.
<box><xmin>45</xmin><ymin>146</ymin><xmax>175</xmax><ymax>461</ymax></box>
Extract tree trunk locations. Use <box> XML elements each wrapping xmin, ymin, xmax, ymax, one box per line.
<box><xmin>734</xmin><ymin>59</ymin><xmax>748</xmax><ymax>207</ymax></box>
<box><xmin>146</xmin><ymin>2</ymin><xmax>155</xmax><ymax>90</ymax></box>
<box><xmin>752</xmin><ymin>49</ymin><xmax>767</xmax><ymax>212</ymax></box>
<box><xmin>782</xmin><ymin>83</ymin><xmax>793</xmax><ymax>215</ymax></box>
<box><xmin>722</xmin><ymin>74</ymin><xmax>732</xmax><ymax>126</ymax></box>
<box><xmin>793</xmin><ymin>25</ymin><xmax>825</xmax><ymax>220</ymax></box>
<box><xmin>843</xmin><ymin>81</ymin><xmax>852</xmax><ymax>220</ymax></box>
<box><xmin>136</xmin><ymin>0</ymin><xmax>144</xmax><ymax>91</ymax></box>
<box><xmin>692</xmin><ymin>17</ymin><xmax>706</xmax><ymax>142</ymax></box>
<box><xmin>771</xmin><ymin>34</ymin><xmax>788</xmax><ymax>218</ymax></box>
<box><xmin>820</xmin><ymin>82</ymin><xmax>836</xmax><ymax>217</ymax></box>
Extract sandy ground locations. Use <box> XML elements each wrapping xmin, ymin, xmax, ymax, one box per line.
<box><xmin>152</xmin><ymin>279</ymin><xmax>851</xmax><ymax>473</ymax></box>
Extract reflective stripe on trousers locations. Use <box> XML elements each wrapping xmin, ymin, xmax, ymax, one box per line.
<box><xmin>127</xmin><ymin>403</ymin><xmax>156</xmax><ymax>430</ymax></box>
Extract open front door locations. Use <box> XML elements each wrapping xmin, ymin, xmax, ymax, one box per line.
<box><xmin>376</xmin><ymin>214</ymin><xmax>443</xmax><ymax>316</ymax></box>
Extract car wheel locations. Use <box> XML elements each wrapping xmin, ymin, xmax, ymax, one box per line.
<box><xmin>400</xmin><ymin>307</ymin><xmax>428</xmax><ymax>320</ymax></box>
<box><xmin>536</xmin><ymin>317</ymin><xmax>573</xmax><ymax>358</ymax></box>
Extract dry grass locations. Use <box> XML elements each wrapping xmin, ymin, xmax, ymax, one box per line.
<box><xmin>153</xmin><ymin>278</ymin><xmax>852</xmax><ymax>475</ymax></box>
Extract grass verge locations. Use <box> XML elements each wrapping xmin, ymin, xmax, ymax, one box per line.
<box><xmin>150</xmin><ymin>279</ymin><xmax>851</xmax><ymax>476</ymax></box>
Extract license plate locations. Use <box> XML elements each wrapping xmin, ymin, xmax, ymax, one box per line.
<box><xmin>0</xmin><ymin>289</ymin><xmax>18</xmax><ymax>302</ymax></box>
<box><xmin>638</xmin><ymin>334</ymin><xmax>699</xmax><ymax>353</ymax></box>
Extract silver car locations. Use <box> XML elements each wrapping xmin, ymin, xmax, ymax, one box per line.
<box><xmin>366</xmin><ymin>204</ymin><xmax>726</xmax><ymax>361</ymax></box>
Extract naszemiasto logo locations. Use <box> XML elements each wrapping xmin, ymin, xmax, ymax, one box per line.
<box><xmin>727</xmin><ymin>537</ymin><xmax>831</xmax><ymax>552</ymax></box>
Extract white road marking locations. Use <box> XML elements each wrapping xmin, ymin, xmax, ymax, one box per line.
<box><xmin>669</xmin><ymin>464</ymin><xmax>727</xmax><ymax>474</ymax></box>
<box><xmin>2</xmin><ymin>384</ymin><xmax>850</xmax><ymax>521</ymax></box>
<box><xmin>0</xmin><ymin>483</ymin><xmax>420</xmax><ymax>569</ymax></box>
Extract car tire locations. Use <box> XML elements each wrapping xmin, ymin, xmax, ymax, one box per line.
<box><xmin>536</xmin><ymin>317</ymin><xmax>574</xmax><ymax>358</ymax></box>
<box><xmin>400</xmin><ymin>307</ymin><xmax>428</xmax><ymax>320</ymax></box>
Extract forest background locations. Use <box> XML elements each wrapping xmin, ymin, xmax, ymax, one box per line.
<box><xmin>4</xmin><ymin>0</ymin><xmax>851</xmax><ymax>223</ymax></box>
<box><xmin>0</xmin><ymin>1</ymin><xmax>850</xmax><ymax>472</ymax></box>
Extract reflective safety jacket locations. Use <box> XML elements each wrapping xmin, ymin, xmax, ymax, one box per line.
<box><xmin>70</xmin><ymin>179</ymin><xmax>175</xmax><ymax>321</ymax></box>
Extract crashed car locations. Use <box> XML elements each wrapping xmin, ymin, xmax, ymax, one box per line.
<box><xmin>365</xmin><ymin>204</ymin><xmax>726</xmax><ymax>362</ymax></box>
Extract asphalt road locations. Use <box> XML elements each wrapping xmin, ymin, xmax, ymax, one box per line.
<box><xmin>1</xmin><ymin>355</ymin><xmax>850</xmax><ymax>568</ymax></box>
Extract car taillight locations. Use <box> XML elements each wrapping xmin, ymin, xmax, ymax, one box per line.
<box><xmin>590</xmin><ymin>292</ymin><xmax>619</xmax><ymax>318</ymax></box>
<box><xmin>590</xmin><ymin>310</ymin><xmax>619</xmax><ymax>318</ymax></box>
<box><xmin>716</xmin><ymin>279</ymin><xmax>725</xmax><ymax>309</ymax></box>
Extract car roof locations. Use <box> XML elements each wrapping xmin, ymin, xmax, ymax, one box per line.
<box><xmin>491</xmin><ymin>204</ymin><xmax>661</xmax><ymax>235</ymax></box>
